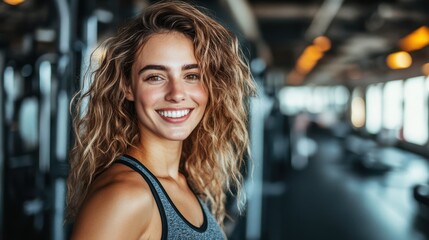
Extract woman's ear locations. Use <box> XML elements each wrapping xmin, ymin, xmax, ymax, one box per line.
<box><xmin>124</xmin><ymin>85</ymin><xmax>135</xmax><ymax>101</ymax></box>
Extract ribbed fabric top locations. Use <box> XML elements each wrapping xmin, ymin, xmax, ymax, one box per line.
<box><xmin>115</xmin><ymin>155</ymin><xmax>225</xmax><ymax>240</ymax></box>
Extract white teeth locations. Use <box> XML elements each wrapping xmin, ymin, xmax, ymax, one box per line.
<box><xmin>158</xmin><ymin>109</ymin><xmax>190</xmax><ymax>118</ymax></box>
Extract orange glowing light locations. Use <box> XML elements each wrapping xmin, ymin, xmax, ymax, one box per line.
<box><xmin>291</xmin><ymin>40</ymin><xmax>328</xmax><ymax>81</ymax></box>
<box><xmin>3</xmin><ymin>0</ymin><xmax>25</xmax><ymax>5</ymax></box>
<box><xmin>400</xmin><ymin>26</ymin><xmax>429</xmax><ymax>52</ymax></box>
<box><xmin>295</xmin><ymin>45</ymin><xmax>324</xmax><ymax>74</ymax></box>
<box><xmin>386</xmin><ymin>51</ymin><xmax>412</xmax><ymax>69</ymax></box>
<box><xmin>296</xmin><ymin>58</ymin><xmax>317</xmax><ymax>74</ymax></box>
<box><xmin>303</xmin><ymin>45</ymin><xmax>323</xmax><ymax>61</ymax></box>
<box><xmin>313</xmin><ymin>36</ymin><xmax>331</xmax><ymax>52</ymax></box>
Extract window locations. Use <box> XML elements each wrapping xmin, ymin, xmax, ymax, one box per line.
<box><xmin>403</xmin><ymin>76</ymin><xmax>428</xmax><ymax>145</ymax></box>
<box><xmin>333</xmin><ymin>86</ymin><xmax>349</xmax><ymax>113</ymax></box>
<box><xmin>279</xmin><ymin>86</ymin><xmax>311</xmax><ymax>115</ymax></box>
<box><xmin>366</xmin><ymin>83</ymin><xmax>383</xmax><ymax>134</ymax></box>
<box><xmin>382</xmin><ymin>80</ymin><xmax>403</xmax><ymax>130</ymax></box>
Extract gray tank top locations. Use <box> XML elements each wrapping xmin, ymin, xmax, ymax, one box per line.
<box><xmin>116</xmin><ymin>155</ymin><xmax>225</xmax><ymax>240</ymax></box>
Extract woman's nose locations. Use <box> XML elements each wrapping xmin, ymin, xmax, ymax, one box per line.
<box><xmin>165</xmin><ymin>79</ymin><xmax>186</xmax><ymax>102</ymax></box>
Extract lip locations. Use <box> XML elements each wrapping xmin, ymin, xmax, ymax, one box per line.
<box><xmin>156</xmin><ymin>108</ymin><xmax>194</xmax><ymax>123</ymax></box>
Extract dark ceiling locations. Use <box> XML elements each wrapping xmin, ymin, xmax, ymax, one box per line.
<box><xmin>246</xmin><ymin>0</ymin><xmax>429</xmax><ymax>86</ymax></box>
<box><xmin>1</xmin><ymin>0</ymin><xmax>428</xmax><ymax>87</ymax></box>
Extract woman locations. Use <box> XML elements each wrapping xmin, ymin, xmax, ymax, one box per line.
<box><xmin>67</xmin><ymin>1</ymin><xmax>256</xmax><ymax>239</ymax></box>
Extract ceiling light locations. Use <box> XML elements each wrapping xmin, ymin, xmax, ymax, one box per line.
<box><xmin>399</xmin><ymin>26</ymin><xmax>429</xmax><ymax>52</ymax></box>
<box><xmin>3</xmin><ymin>0</ymin><xmax>24</xmax><ymax>5</ymax></box>
<box><xmin>313</xmin><ymin>36</ymin><xmax>331</xmax><ymax>52</ymax></box>
<box><xmin>386</xmin><ymin>51</ymin><xmax>412</xmax><ymax>69</ymax></box>
<box><xmin>351</xmin><ymin>97</ymin><xmax>365</xmax><ymax>128</ymax></box>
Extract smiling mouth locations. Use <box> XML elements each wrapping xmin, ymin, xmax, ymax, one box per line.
<box><xmin>157</xmin><ymin>109</ymin><xmax>191</xmax><ymax>118</ymax></box>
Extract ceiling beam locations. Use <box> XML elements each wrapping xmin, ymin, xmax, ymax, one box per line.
<box><xmin>305</xmin><ymin>0</ymin><xmax>344</xmax><ymax>40</ymax></box>
<box><xmin>223</xmin><ymin>0</ymin><xmax>273</xmax><ymax>65</ymax></box>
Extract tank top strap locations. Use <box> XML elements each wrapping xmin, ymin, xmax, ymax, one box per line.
<box><xmin>115</xmin><ymin>155</ymin><xmax>169</xmax><ymax>239</ymax></box>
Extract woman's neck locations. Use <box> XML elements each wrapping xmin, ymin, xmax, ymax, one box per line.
<box><xmin>128</xmin><ymin>133</ymin><xmax>183</xmax><ymax>180</ymax></box>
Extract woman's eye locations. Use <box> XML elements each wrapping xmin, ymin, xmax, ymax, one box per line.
<box><xmin>146</xmin><ymin>75</ymin><xmax>164</xmax><ymax>82</ymax></box>
<box><xmin>185</xmin><ymin>74</ymin><xmax>200</xmax><ymax>81</ymax></box>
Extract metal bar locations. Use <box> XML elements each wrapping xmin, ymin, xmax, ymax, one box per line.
<box><xmin>38</xmin><ymin>60</ymin><xmax>52</xmax><ymax>173</ymax></box>
<box><xmin>246</xmin><ymin>80</ymin><xmax>265</xmax><ymax>239</ymax></box>
<box><xmin>79</xmin><ymin>15</ymin><xmax>98</xmax><ymax>117</ymax></box>
<box><xmin>52</xmin><ymin>0</ymin><xmax>71</xmax><ymax>238</ymax></box>
<box><xmin>0</xmin><ymin>50</ymin><xmax>5</xmax><ymax>240</ymax></box>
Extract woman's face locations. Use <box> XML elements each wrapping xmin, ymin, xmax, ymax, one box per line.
<box><xmin>126</xmin><ymin>31</ymin><xmax>208</xmax><ymax>142</ymax></box>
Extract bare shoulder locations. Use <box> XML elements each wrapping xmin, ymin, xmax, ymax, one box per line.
<box><xmin>71</xmin><ymin>163</ymin><xmax>156</xmax><ymax>240</ymax></box>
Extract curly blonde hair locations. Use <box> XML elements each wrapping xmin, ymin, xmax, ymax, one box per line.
<box><xmin>67</xmin><ymin>0</ymin><xmax>256</xmax><ymax>225</ymax></box>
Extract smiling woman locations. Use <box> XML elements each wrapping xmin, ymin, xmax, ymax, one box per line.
<box><xmin>66</xmin><ymin>0</ymin><xmax>256</xmax><ymax>239</ymax></box>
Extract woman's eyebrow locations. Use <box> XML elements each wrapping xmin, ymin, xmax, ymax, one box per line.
<box><xmin>182</xmin><ymin>64</ymin><xmax>199</xmax><ymax>70</ymax></box>
<box><xmin>138</xmin><ymin>64</ymin><xmax>199</xmax><ymax>75</ymax></box>
<box><xmin>138</xmin><ymin>64</ymin><xmax>167</xmax><ymax>75</ymax></box>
